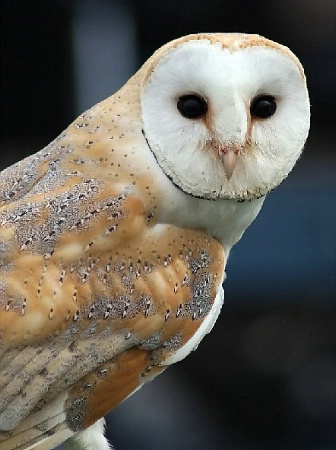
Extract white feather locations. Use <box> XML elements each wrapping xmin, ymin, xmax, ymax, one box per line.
<box><xmin>66</xmin><ymin>418</ymin><xmax>112</xmax><ymax>450</ymax></box>
<box><xmin>141</xmin><ymin>39</ymin><xmax>310</xmax><ymax>200</ymax></box>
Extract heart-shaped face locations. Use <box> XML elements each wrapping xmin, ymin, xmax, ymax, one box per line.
<box><xmin>141</xmin><ymin>33</ymin><xmax>310</xmax><ymax>200</ymax></box>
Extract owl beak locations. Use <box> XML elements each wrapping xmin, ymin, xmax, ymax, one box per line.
<box><xmin>210</xmin><ymin>139</ymin><xmax>240</xmax><ymax>180</ymax></box>
<box><xmin>221</xmin><ymin>149</ymin><xmax>238</xmax><ymax>180</ymax></box>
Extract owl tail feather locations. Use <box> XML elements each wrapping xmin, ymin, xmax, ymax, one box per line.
<box><xmin>0</xmin><ymin>391</ymin><xmax>74</xmax><ymax>450</ymax></box>
<box><xmin>0</xmin><ymin>392</ymin><xmax>113</xmax><ymax>450</ymax></box>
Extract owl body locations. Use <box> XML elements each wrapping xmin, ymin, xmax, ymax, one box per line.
<box><xmin>0</xmin><ymin>33</ymin><xmax>309</xmax><ymax>449</ymax></box>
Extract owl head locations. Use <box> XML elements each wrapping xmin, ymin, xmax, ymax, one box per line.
<box><xmin>140</xmin><ymin>33</ymin><xmax>310</xmax><ymax>201</ymax></box>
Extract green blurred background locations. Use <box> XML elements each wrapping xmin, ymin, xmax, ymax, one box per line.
<box><xmin>1</xmin><ymin>1</ymin><xmax>335</xmax><ymax>449</ymax></box>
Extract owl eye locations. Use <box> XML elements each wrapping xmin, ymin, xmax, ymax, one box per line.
<box><xmin>250</xmin><ymin>95</ymin><xmax>277</xmax><ymax>119</ymax></box>
<box><xmin>177</xmin><ymin>94</ymin><xmax>207</xmax><ymax>119</ymax></box>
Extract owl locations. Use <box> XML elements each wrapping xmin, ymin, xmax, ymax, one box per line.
<box><xmin>0</xmin><ymin>33</ymin><xmax>310</xmax><ymax>450</ymax></box>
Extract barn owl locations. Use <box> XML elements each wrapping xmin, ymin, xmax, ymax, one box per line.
<box><xmin>0</xmin><ymin>33</ymin><xmax>310</xmax><ymax>450</ymax></box>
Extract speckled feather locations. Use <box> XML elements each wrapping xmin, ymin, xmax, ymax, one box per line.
<box><xmin>0</xmin><ymin>32</ymin><xmax>310</xmax><ymax>450</ymax></box>
<box><xmin>0</xmin><ymin>108</ymin><xmax>225</xmax><ymax>441</ymax></box>
<box><xmin>0</xmin><ymin>40</ymin><xmax>226</xmax><ymax>450</ymax></box>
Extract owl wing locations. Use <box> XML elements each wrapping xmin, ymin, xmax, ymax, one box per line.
<box><xmin>0</xmin><ymin>143</ymin><xmax>226</xmax><ymax>448</ymax></box>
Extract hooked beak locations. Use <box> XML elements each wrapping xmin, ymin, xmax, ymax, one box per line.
<box><xmin>210</xmin><ymin>139</ymin><xmax>240</xmax><ymax>180</ymax></box>
<box><xmin>221</xmin><ymin>149</ymin><xmax>239</xmax><ymax>180</ymax></box>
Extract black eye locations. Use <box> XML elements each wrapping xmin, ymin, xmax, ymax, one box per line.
<box><xmin>177</xmin><ymin>94</ymin><xmax>207</xmax><ymax>119</ymax></box>
<box><xmin>250</xmin><ymin>95</ymin><xmax>277</xmax><ymax>119</ymax></box>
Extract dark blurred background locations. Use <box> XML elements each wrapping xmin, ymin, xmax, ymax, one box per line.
<box><xmin>1</xmin><ymin>1</ymin><xmax>335</xmax><ymax>449</ymax></box>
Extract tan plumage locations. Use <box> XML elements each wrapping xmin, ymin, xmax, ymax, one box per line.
<box><xmin>0</xmin><ymin>33</ymin><xmax>310</xmax><ymax>449</ymax></box>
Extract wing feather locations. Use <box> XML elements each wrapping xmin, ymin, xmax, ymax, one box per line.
<box><xmin>0</xmin><ymin>102</ymin><xmax>226</xmax><ymax>448</ymax></box>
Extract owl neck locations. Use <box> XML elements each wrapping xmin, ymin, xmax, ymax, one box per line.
<box><xmin>156</xmin><ymin>181</ymin><xmax>265</xmax><ymax>255</ymax></box>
